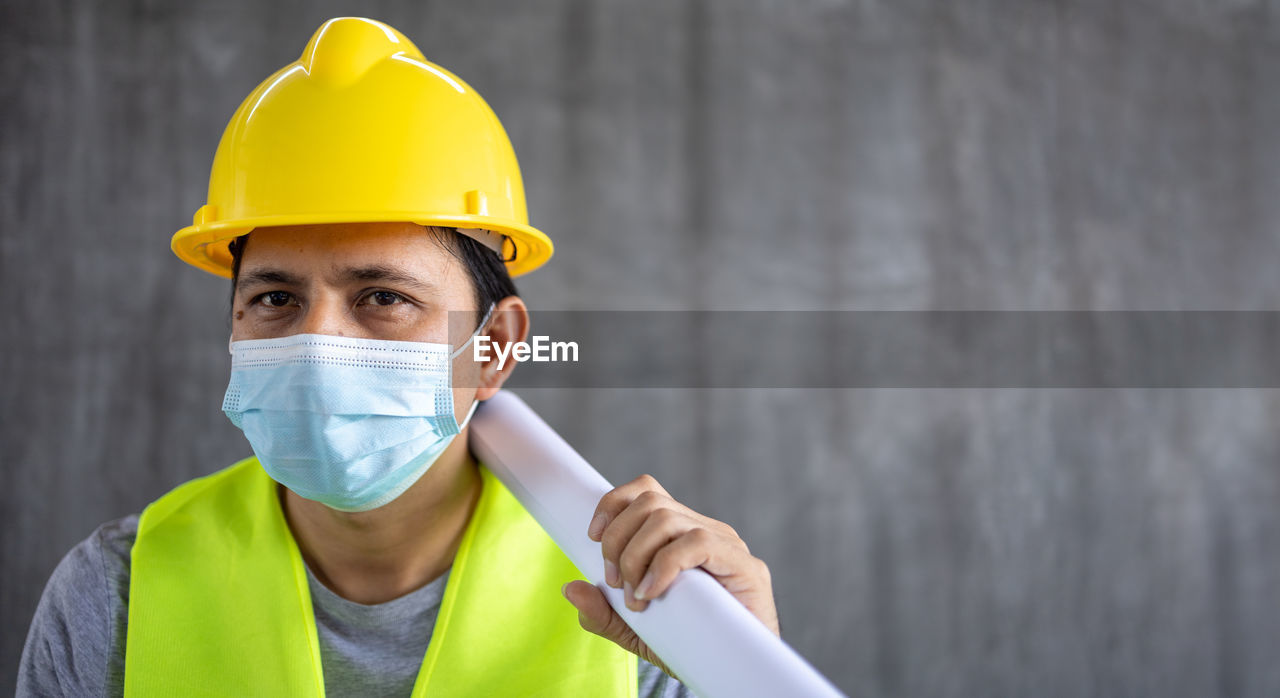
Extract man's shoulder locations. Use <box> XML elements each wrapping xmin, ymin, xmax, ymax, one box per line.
<box><xmin>90</xmin><ymin>514</ymin><xmax>140</xmax><ymax>570</ymax></box>
<box><xmin>16</xmin><ymin>514</ymin><xmax>138</xmax><ymax>697</ymax></box>
<box><xmin>35</xmin><ymin>513</ymin><xmax>139</xmax><ymax>614</ymax></box>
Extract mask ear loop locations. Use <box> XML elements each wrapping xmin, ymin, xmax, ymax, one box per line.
<box><xmin>449</xmin><ymin>302</ymin><xmax>496</xmax><ymax>360</ymax></box>
<box><xmin>449</xmin><ymin>302</ymin><xmax>497</xmax><ymax>429</ymax></box>
<box><xmin>457</xmin><ymin>396</ymin><xmax>482</xmax><ymax>431</ymax></box>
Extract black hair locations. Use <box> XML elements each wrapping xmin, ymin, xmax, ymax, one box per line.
<box><xmin>228</xmin><ymin>226</ymin><xmax>518</xmax><ymax>326</ymax></box>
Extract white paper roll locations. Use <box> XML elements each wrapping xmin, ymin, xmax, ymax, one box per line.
<box><xmin>469</xmin><ymin>390</ymin><xmax>846</xmax><ymax>698</ymax></box>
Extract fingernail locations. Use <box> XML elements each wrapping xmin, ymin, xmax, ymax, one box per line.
<box><xmin>604</xmin><ymin>559</ymin><xmax>620</xmax><ymax>588</ymax></box>
<box><xmin>624</xmin><ymin>580</ymin><xmax>636</xmax><ymax>610</ymax></box>
<box><xmin>635</xmin><ymin>571</ymin><xmax>654</xmax><ymax>600</ymax></box>
<box><xmin>561</xmin><ymin>582</ymin><xmax>570</xmax><ymax>599</ymax></box>
<box><xmin>588</xmin><ymin>512</ymin><xmax>607</xmax><ymax>539</ymax></box>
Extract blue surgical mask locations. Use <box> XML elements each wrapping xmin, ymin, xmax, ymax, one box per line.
<box><xmin>222</xmin><ymin>306</ymin><xmax>492</xmax><ymax>512</ymax></box>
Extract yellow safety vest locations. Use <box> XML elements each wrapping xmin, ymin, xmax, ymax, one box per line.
<box><xmin>123</xmin><ymin>456</ymin><xmax>636</xmax><ymax>696</ymax></box>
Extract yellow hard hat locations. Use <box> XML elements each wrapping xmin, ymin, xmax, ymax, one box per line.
<box><xmin>171</xmin><ymin>17</ymin><xmax>552</xmax><ymax>278</ymax></box>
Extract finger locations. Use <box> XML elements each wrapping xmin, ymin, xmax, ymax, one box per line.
<box><xmin>599</xmin><ymin>490</ymin><xmax>677</xmax><ymax>585</ymax></box>
<box><xmin>634</xmin><ymin>527</ymin><xmax>759</xmax><ymax>604</ymax></box>
<box><xmin>616</xmin><ymin>508</ymin><xmax>702</xmax><ymax>597</ymax></box>
<box><xmin>587</xmin><ymin>474</ymin><xmax>671</xmax><ymax>541</ymax></box>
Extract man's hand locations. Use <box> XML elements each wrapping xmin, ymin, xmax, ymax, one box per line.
<box><xmin>561</xmin><ymin>474</ymin><xmax>780</xmax><ymax>676</ymax></box>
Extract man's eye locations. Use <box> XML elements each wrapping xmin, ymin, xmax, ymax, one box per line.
<box><xmin>362</xmin><ymin>290</ymin><xmax>404</xmax><ymax>306</ymax></box>
<box><xmin>258</xmin><ymin>291</ymin><xmax>294</xmax><ymax>307</ymax></box>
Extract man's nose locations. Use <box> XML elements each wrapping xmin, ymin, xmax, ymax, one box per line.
<box><xmin>296</xmin><ymin>296</ymin><xmax>354</xmax><ymax>336</ymax></box>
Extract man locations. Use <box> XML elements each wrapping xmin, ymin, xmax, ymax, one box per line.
<box><xmin>19</xmin><ymin>17</ymin><xmax>778</xmax><ymax>696</ymax></box>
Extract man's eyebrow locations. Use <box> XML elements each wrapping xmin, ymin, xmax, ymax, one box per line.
<box><xmin>236</xmin><ymin>268</ymin><xmax>302</xmax><ymax>290</ymax></box>
<box><xmin>339</xmin><ymin>265</ymin><xmax>439</xmax><ymax>294</ymax></box>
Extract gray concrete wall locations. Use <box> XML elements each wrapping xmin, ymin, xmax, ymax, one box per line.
<box><xmin>5</xmin><ymin>1</ymin><xmax>1280</xmax><ymax>694</ymax></box>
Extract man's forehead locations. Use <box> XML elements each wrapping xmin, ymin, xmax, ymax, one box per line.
<box><xmin>241</xmin><ymin>222</ymin><xmax>453</xmax><ymax>266</ymax></box>
<box><xmin>245</xmin><ymin>223</ymin><xmax>439</xmax><ymax>254</ymax></box>
<box><xmin>236</xmin><ymin>224</ymin><xmax>460</xmax><ymax>289</ymax></box>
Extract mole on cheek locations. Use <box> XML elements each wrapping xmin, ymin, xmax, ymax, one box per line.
<box><xmin>234</xmin><ymin>310</ymin><xmax>245</xmax><ymax>320</ymax></box>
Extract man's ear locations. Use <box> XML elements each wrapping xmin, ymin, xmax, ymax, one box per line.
<box><xmin>473</xmin><ymin>295</ymin><xmax>529</xmax><ymax>402</ymax></box>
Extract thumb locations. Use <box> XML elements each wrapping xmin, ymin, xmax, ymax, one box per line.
<box><xmin>561</xmin><ymin>580</ymin><xmax>676</xmax><ymax>678</ymax></box>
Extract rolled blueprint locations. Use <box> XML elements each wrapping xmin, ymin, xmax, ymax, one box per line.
<box><xmin>469</xmin><ymin>390</ymin><xmax>846</xmax><ymax>698</ymax></box>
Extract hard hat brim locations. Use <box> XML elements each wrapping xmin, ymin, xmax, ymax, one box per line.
<box><xmin>172</xmin><ymin>212</ymin><xmax>553</xmax><ymax>279</ymax></box>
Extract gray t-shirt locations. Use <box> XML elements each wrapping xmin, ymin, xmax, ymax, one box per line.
<box><xmin>16</xmin><ymin>515</ymin><xmax>690</xmax><ymax>697</ymax></box>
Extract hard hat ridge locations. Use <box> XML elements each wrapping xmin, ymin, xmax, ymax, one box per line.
<box><xmin>300</xmin><ymin>17</ymin><xmax>422</xmax><ymax>86</ymax></box>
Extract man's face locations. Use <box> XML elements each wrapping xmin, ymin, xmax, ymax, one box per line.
<box><xmin>231</xmin><ymin>221</ymin><xmax>477</xmax><ymax>345</ymax></box>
